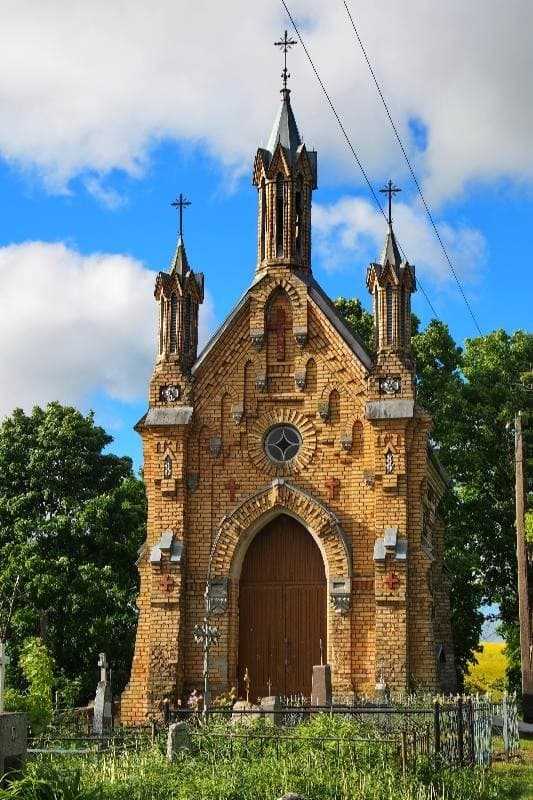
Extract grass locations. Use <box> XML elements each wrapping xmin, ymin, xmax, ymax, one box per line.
<box><xmin>2</xmin><ymin>717</ymin><xmax>532</xmax><ymax>799</ymax></box>
<box><xmin>491</xmin><ymin>738</ymin><xmax>533</xmax><ymax>800</ymax></box>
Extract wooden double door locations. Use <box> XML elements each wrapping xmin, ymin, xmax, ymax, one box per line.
<box><xmin>238</xmin><ymin>514</ymin><xmax>326</xmax><ymax>701</ymax></box>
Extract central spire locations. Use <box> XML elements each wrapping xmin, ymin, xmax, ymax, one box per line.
<box><xmin>252</xmin><ymin>32</ymin><xmax>317</xmax><ymax>272</ymax></box>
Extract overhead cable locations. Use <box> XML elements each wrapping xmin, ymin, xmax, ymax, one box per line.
<box><xmin>280</xmin><ymin>0</ymin><xmax>440</xmax><ymax>322</ymax></box>
<box><xmin>343</xmin><ymin>1</ymin><xmax>482</xmax><ymax>335</ymax></box>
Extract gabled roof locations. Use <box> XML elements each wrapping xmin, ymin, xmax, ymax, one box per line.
<box><xmin>308</xmin><ymin>280</ymin><xmax>373</xmax><ymax>371</ymax></box>
<box><xmin>191</xmin><ymin>291</ymin><xmax>250</xmax><ymax>375</ymax></box>
<box><xmin>191</xmin><ymin>274</ymin><xmax>373</xmax><ymax>375</ymax></box>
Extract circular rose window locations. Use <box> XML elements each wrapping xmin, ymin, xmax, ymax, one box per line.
<box><xmin>264</xmin><ymin>424</ymin><xmax>302</xmax><ymax>464</ymax></box>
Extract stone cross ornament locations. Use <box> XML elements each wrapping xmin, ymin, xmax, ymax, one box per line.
<box><xmin>98</xmin><ymin>652</ymin><xmax>109</xmax><ymax>683</ymax></box>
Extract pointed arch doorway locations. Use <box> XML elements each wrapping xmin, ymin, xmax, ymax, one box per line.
<box><xmin>238</xmin><ymin>514</ymin><xmax>327</xmax><ymax>700</ymax></box>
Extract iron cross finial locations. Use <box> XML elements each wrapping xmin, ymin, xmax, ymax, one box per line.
<box><xmin>274</xmin><ymin>30</ymin><xmax>297</xmax><ymax>91</ymax></box>
<box><xmin>171</xmin><ymin>193</ymin><xmax>192</xmax><ymax>239</ymax></box>
<box><xmin>380</xmin><ymin>180</ymin><xmax>401</xmax><ymax>225</ymax></box>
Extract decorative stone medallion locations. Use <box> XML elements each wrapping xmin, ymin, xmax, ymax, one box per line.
<box><xmin>161</xmin><ymin>384</ymin><xmax>181</xmax><ymax>402</ymax></box>
<box><xmin>208</xmin><ymin>579</ymin><xmax>229</xmax><ymax>615</ymax></box>
<box><xmin>248</xmin><ymin>409</ymin><xmax>316</xmax><ymax>477</ymax></box>
<box><xmin>330</xmin><ymin>593</ymin><xmax>350</xmax><ymax>615</ymax></box>
<box><xmin>379</xmin><ymin>376</ymin><xmax>400</xmax><ymax>395</ymax></box>
<box><xmin>250</xmin><ymin>330</ymin><xmax>264</xmax><ymax>350</ymax></box>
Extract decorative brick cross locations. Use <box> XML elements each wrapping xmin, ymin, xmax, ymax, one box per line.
<box><xmin>267</xmin><ymin>306</ymin><xmax>292</xmax><ymax>360</ymax></box>
<box><xmin>160</xmin><ymin>574</ymin><xmax>175</xmax><ymax>593</ymax></box>
<box><xmin>325</xmin><ymin>476</ymin><xmax>340</xmax><ymax>500</ymax></box>
<box><xmin>384</xmin><ymin>572</ymin><xmax>399</xmax><ymax>591</ymax></box>
<box><xmin>225</xmin><ymin>479</ymin><xmax>240</xmax><ymax>502</ymax></box>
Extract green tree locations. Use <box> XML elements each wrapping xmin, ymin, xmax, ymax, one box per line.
<box><xmin>0</xmin><ymin>402</ymin><xmax>146</xmax><ymax>703</ymax></box>
<box><xmin>5</xmin><ymin>637</ymin><xmax>55</xmax><ymax>733</ymax></box>
<box><xmin>334</xmin><ymin>297</ymin><xmax>533</xmax><ymax>685</ymax></box>
<box><xmin>333</xmin><ymin>297</ymin><xmax>374</xmax><ymax>350</ymax></box>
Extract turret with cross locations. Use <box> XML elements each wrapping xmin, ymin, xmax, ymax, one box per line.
<box><xmin>366</xmin><ymin>179</ymin><xmax>416</xmax><ymax>358</ymax></box>
<box><xmin>152</xmin><ymin>189</ymin><xmax>204</xmax><ymax>380</ymax></box>
<box><xmin>253</xmin><ymin>31</ymin><xmax>317</xmax><ymax>271</ymax></box>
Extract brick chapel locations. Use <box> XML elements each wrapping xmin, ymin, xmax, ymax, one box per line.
<box><xmin>120</xmin><ymin>70</ymin><xmax>456</xmax><ymax>723</ymax></box>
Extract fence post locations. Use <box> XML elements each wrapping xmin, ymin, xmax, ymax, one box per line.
<box><xmin>433</xmin><ymin>698</ymin><xmax>441</xmax><ymax>759</ymax></box>
<box><xmin>163</xmin><ymin>697</ymin><xmax>170</xmax><ymax>726</ymax></box>
<box><xmin>457</xmin><ymin>695</ymin><xmax>464</xmax><ymax>767</ymax></box>
<box><xmin>425</xmin><ymin>721</ymin><xmax>430</xmax><ymax>756</ymax></box>
<box><xmin>401</xmin><ymin>728</ymin><xmax>408</xmax><ymax>777</ymax></box>
<box><xmin>466</xmin><ymin>697</ymin><xmax>474</xmax><ymax>765</ymax></box>
<box><xmin>502</xmin><ymin>692</ymin><xmax>509</xmax><ymax>761</ymax></box>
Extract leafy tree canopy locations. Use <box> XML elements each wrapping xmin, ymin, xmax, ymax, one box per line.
<box><xmin>0</xmin><ymin>402</ymin><xmax>146</xmax><ymax>703</ymax></box>
<box><xmin>334</xmin><ymin>298</ymin><xmax>533</xmax><ymax>684</ymax></box>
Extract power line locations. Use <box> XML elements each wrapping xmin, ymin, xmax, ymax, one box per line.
<box><xmin>342</xmin><ymin>1</ymin><xmax>483</xmax><ymax>336</ymax></box>
<box><xmin>279</xmin><ymin>0</ymin><xmax>440</xmax><ymax>322</ymax></box>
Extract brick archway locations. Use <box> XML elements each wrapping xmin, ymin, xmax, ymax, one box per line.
<box><xmin>208</xmin><ymin>478</ymin><xmax>352</xmax><ymax>585</ymax></box>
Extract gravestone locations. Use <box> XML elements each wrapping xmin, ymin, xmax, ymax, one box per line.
<box><xmin>0</xmin><ymin>713</ymin><xmax>27</xmax><ymax>784</ymax></box>
<box><xmin>93</xmin><ymin>652</ymin><xmax>113</xmax><ymax>736</ymax></box>
<box><xmin>374</xmin><ymin>661</ymin><xmax>388</xmax><ymax>705</ymax></box>
<box><xmin>166</xmin><ymin>722</ymin><xmax>192</xmax><ymax>759</ymax></box>
<box><xmin>0</xmin><ymin>644</ymin><xmax>27</xmax><ymax>784</ymax></box>
<box><xmin>261</xmin><ymin>695</ymin><xmax>282</xmax><ymax>726</ymax></box>
<box><xmin>311</xmin><ymin>664</ymin><xmax>332</xmax><ymax>706</ymax></box>
<box><xmin>231</xmin><ymin>700</ymin><xmax>261</xmax><ymax>726</ymax></box>
<box><xmin>279</xmin><ymin>794</ymin><xmax>307</xmax><ymax>800</ymax></box>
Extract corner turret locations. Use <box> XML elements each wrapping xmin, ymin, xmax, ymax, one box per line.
<box><xmin>151</xmin><ymin>195</ymin><xmax>204</xmax><ymax>405</ymax></box>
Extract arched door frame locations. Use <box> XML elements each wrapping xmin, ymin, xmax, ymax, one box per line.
<box><xmin>206</xmin><ymin>479</ymin><xmax>352</xmax><ymax>685</ymax></box>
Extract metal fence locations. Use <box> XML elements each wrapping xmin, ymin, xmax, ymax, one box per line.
<box><xmin>28</xmin><ymin>692</ymin><xmax>520</xmax><ymax>771</ymax></box>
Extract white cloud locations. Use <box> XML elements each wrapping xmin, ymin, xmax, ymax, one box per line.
<box><xmin>0</xmin><ymin>242</ymin><xmax>216</xmax><ymax>418</ymax></box>
<box><xmin>0</xmin><ymin>1</ymin><xmax>532</xmax><ymax>202</ymax></box>
<box><xmin>314</xmin><ymin>197</ymin><xmax>487</xmax><ymax>283</ymax></box>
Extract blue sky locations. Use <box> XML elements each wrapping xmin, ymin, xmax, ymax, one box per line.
<box><xmin>0</xmin><ymin>1</ymin><xmax>532</xmax><ymax>472</ymax></box>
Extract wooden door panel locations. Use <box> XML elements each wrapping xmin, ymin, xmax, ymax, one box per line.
<box><xmin>285</xmin><ymin>584</ymin><xmax>326</xmax><ymax>696</ymax></box>
<box><xmin>238</xmin><ymin>584</ymin><xmax>283</xmax><ymax>701</ymax></box>
<box><xmin>238</xmin><ymin>514</ymin><xmax>326</xmax><ymax>700</ymax></box>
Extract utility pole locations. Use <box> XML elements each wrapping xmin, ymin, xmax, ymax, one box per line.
<box><xmin>515</xmin><ymin>412</ymin><xmax>533</xmax><ymax>721</ymax></box>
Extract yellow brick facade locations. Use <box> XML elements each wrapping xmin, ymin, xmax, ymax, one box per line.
<box><xmin>120</xmin><ymin>86</ymin><xmax>456</xmax><ymax>724</ymax></box>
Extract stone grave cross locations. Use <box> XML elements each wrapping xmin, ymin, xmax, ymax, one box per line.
<box><xmin>93</xmin><ymin>652</ymin><xmax>113</xmax><ymax>736</ymax></box>
<box><xmin>0</xmin><ymin>640</ymin><xmax>10</xmax><ymax>713</ymax></box>
<box><xmin>98</xmin><ymin>652</ymin><xmax>109</xmax><ymax>683</ymax></box>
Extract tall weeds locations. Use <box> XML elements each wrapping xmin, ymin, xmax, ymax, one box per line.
<box><xmin>1</xmin><ymin>716</ymin><xmax>503</xmax><ymax>800</ymax></box>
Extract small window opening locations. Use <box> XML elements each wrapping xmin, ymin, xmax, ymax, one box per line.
<box><xmin>400</xmin><ymin>285</ymin><xmax>406</xmax><ymax>346</ymax></box>
<box><xmin>169</xmin><ymin>294</ymin><xmax>178</xmax><ymax>353</ymax></box>
<box><xmin>260</xmin><ymin>179</ymin><xmax>266</xmax><ymax>262</ymax></box>
<box><xmin>386</xmin><ymin>283</ymin><xmax>393</xmax><ymax>345</ymax></box>
<box><xmin>276</xmin><ymin>173</ymin><xmax>284</xmax><ymax>257</ymax></box>
<box><xmin>184</xmin><ymin>294</ymin><xmax>192</xmax><ymax>353</ymax></box>
<box><xmin>374</xmin><ymin>287</ymin><xmax>379</xmax><ymax>346</ymax></box>
<box><xmin>159</xmin><ymin>301</ymin><xmax>164</xmax><ymax>354</ymax></box>
<box><xmin>295</xmin><ymin>176</ymin><xmax>303</xmax><ymax>256</ymax></box>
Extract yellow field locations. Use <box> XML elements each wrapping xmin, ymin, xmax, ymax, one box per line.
<box><xmin>464</xmin><ymin>641</ymin><xmax>508</xmax><ymax>698</ymax></box>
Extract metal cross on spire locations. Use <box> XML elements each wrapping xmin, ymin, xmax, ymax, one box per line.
<box><xmin>274</xmin><ymin>30</ymin><xmax>297</xmax><ymax>91</ymax></box>
<box><xmin>171</xmin><ymin>193</ymin><xmax>192</xmax><ymax>239</ymax></box>
<box><xmin>380</xmin><ymin>180</ymin><xmax>401</xmax><ymax>225</ymax></box>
